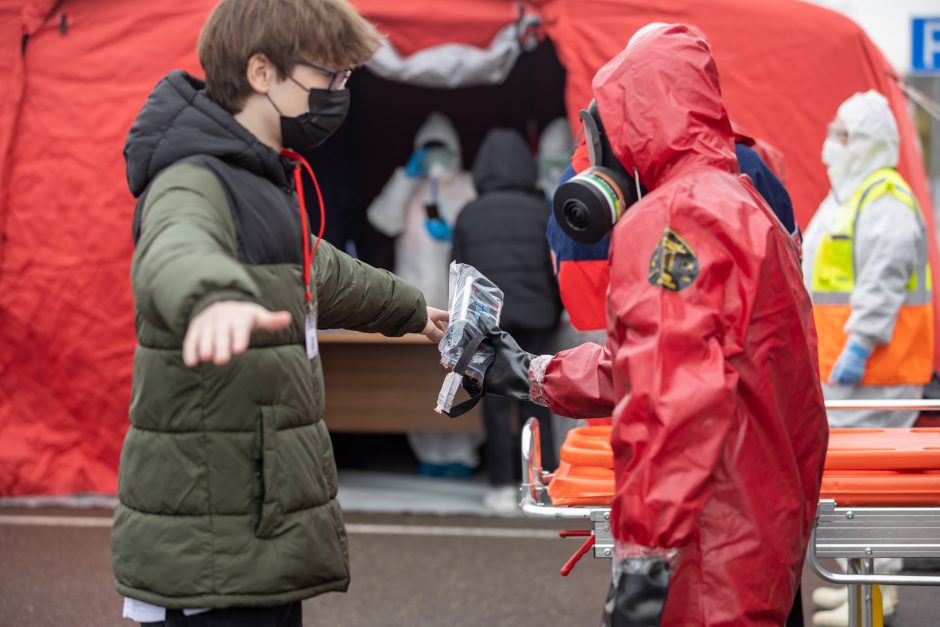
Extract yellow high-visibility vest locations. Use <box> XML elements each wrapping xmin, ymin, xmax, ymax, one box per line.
<box><xmin>810</xmin><ymin>167</ymin><xmax>933</xmax><ymax>385</ymax></box>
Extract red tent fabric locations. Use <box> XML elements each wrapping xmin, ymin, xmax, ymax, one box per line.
<box><xmin>359</xmin><ymin>0</ymin><xmax>516</xmax><ymax>55</ymax></box>
<box><xmin>0</xmin><ymin>0</ymin><xmax>208</xmax><ymax>495</ymax></box>
<box><xmin>0</xmin><ymin>0</ymin><xmax>935</xmax><ymax>496</ymax></box>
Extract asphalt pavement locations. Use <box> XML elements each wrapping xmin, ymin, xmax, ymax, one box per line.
<box><xmin>1</xmin><ymin>508</ymin><xmax>938</xmax><ymax>626</ymax></box>
<box><xmin>0</xmin><ymin>509</ymin><xmax>610</xmax><ymax>627</ymax></box>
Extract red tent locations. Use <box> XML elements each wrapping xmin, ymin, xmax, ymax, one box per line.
<box><xmin>1</xmin><ymin>0</ymin><xmax>935</xmax><ymax>496</ymax></box>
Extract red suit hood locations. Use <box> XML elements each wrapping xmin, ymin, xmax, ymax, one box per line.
<box><xmin>592</xmin><ymin>24</ymin><xmax>737</xmax><ymax>189</ymax></box>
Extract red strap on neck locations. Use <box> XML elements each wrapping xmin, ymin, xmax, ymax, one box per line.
<box><xmin>281</xmin><ymin>149</ymin><xmax>326</xmax><ymax>304</ymax></box>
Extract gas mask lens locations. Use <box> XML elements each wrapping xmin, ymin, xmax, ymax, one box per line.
<box><xmin>553</xmin><ymin>168</ymin><xmax>626</xmax><ymax>243</ymax></box>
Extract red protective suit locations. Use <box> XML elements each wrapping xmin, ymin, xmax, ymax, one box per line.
<box><xmin>532</xmin><ymin>26</ymin><xmax>828</xmax><ymax>625</ymax></box>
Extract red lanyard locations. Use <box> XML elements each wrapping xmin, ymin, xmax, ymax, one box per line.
<box><xmin>281</xmin><ymin>149</ymin><xmax>325</xmax><ymax>305</ymax></box>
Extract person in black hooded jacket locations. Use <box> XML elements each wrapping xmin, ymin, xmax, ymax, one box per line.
<box><xmin>452</xmin><ymin>128</ymin><xmax>561</xmax><ymax>513</ymax></box>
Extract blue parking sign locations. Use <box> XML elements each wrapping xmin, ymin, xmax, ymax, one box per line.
<box><xmin>913</xmin><ymin>18</ymin><xmax>940</xmax><ymax>73</ymax></box>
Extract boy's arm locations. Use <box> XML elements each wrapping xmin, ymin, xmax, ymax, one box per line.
<box><xmin>313</xmin><ymin>240</ymin><xmax>428</xmax><ymax>336</ymax></box>
<box><xmin>132</xmin><ymin>164</ymin><xmax>261</xmax><ymax>335</ymax></box>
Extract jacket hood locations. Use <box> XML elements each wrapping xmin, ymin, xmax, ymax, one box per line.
<box><xmin>125</xmin><ymin>71</ymin><xmax>291</xmax><ymax>198</ymax></box>
<box><xmin>414</xmin><ymin>112</ymin><xmax>461</xmax><ymax>153</ymax></box>
<box><xmin>825</xmin><ymin>90</ymin><xmax>899</xmax><ymax>199</ymax></box>
<box><xmin>591</xmin><ymin>24</ymin><xmax>737</xmax><ymax>189</ymax></box>
<box><xmin>839</xmin><ymin>90</ymin><xmax>899</xmax><ymax>168</ymax></box>
<box><xmin>472</xmin><ymin>128</ymin><xmax>538</xmax><ymax>193</ymax></box>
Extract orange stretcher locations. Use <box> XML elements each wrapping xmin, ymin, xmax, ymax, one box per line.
<box><xmin>548</xmin><ymin>426</ymin><xmax>615</xmax><ymax>506</ymax></box>
<box><xmin>519</xmin><ymin>400</ymin><xmax>940</xmax><ymax>627</ymax></box>
<box><xmin>545</xmin><ymin>425</ymin><xmax>940</xmax><ymax>507</ymax></box>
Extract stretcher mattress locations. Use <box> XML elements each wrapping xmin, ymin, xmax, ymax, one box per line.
<box><xmin>820</xmin><ymin>470</ymin><xmax>940</xmax><ymax>506</ymax></box>
<box><xmin>548</xmin><ymin>426</ymin><xmax>615</xmax><ymax>506</ymax></box>
<box><xmin>825</xmin><ymin>428</ymin><xmax>940</xmax><ymax>470</ymax></box>
<box><xmin>547</xmin><ymin>426</ymin><xmax>940</xmax><ymax>507</ymax></box>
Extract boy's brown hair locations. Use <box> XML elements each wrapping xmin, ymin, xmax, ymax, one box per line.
<box><xmin>198</xmin><ymin>0</ymin><xmax>381</xmax><ymax>112</ymax></box>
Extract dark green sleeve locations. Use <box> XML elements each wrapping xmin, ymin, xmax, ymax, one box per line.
<box><xmin>132</xmin><ymin>163</ymin><xmax>260</xmax><ymax>335</ymax></box>
<box><xmin>313</xmin><ymin>240</ymin><xmax>427</xmax><ymax>336</ymax></box>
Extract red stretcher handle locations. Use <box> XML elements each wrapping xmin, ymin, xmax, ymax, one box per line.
<box><xmin>559</xmin><ymin>529</ymin><xmax>592</xmax><ymax>538</ymax></box>
<box><xmin>559</xmin><ymin>531</ymin><xmax>596</xmax><ymax>576</ymax></box>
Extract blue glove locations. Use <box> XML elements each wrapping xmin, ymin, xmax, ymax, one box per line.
<box><xmin>829</xmin><ymin>339</ymin><xmax>872</xmax><ymax>385</ymax></box>
<box><xmin>405</xmin><ymin>148</ymin><xmax>430</xmax><ymax>178</ymax></box>
<box><xmin>425</xmin><ymin>218</ymin><xmax>452</xmax><ymax>242</ymax></box>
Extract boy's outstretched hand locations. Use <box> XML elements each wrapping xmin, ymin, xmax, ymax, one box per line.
<box><xmin>422</xmin><ymin>307</ymin><xmax>449</xmax><ymax>344</ymax></box>
<box><xmin>183</xmin><ymin>301</ymin><xmax>292</xmax><ymax>367</ymax></box>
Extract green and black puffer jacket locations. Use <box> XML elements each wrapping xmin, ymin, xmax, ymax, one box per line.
<box><xmin>113</xmin><ymin>71</ymin><xmax>427</xmax><ymax>609</ymax></box>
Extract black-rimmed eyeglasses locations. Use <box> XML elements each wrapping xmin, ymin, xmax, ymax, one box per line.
<box><xmin>292</xmin><ymin>58</ymin><xmax>352</xmax><ymax>91</ymax></box>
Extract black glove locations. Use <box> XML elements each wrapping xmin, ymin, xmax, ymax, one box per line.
<box><xmin>601</xmin><ymin>557</ymin><xmax>672</xmax><ymax>627</ymax></box>
<box><xmin>469</xmin><ymin>330</ymin><xmax>534</xmax><ymax>401</ymax></box>
<box><xmin>445</xmin><ymin>330</ymin><xmax>535</xmax><ymax>418</ymax></box>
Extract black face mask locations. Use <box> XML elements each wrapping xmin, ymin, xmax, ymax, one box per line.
<box><xmin>552</xmin><ymin>100</ymin><xmax>645</xmax><ymax>244</ymax></box>
<box><xmin>272</xmin><ymin>85</ymin><xmax>349</xmax><ymax>152</ymax></box>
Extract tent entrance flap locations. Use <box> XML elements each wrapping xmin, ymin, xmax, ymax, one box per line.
<box><xmin>299</xmin><ymin>39</ymin><xmax>568</xmax><ymax>271</ymax></box>
<box><xmin>367</xmin><ymin>13</ymin><xmax>542</xmax><ymax>89</ymax></box>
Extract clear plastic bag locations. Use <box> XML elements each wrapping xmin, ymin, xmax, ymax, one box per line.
<box><xmin>435</xmin><ymin>263</ymin><xmax>504</xmax><ymax>413</ymax></box>
<box><xmin>438</xmin><ymin>262</ymin><xmax>504</xmax><ymax>379</ymax></box>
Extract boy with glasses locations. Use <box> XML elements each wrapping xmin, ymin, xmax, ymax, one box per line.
<box><xmin>114</xmin><ymin>1</ymin><xmax>447</xmax><ymax>625</ymax></box>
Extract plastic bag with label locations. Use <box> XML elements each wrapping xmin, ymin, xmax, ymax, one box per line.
<box><xmin>435</xmin><ymin>262</ymin><xmax>504</xmax><ymax>414</ymax></box>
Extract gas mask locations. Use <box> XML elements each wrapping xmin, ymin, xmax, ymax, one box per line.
<box><xmin>425</xmin><ymin>146</ymin><xmax>457</xmax><ymax>180</ymax></box>
<box><xmin>552</xmin><ymin>101</ymin><xmax>644</xmax><ymax>243</ymax></box>
<box><xmin>822</xmin><ymin>128</ymin><xmax>882</xmax><ymax>203</ymax></box>
<box><xmin>422</xmin><ymin>143</ymin><xmax>458</xmax><ymax>242</ymax></box>
<box><xmin>821</xmin><ymin>137</ymin><xmax>852</xmax><ymax>198</ymax></box>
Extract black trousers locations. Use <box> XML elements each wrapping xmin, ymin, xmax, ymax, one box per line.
<box><xmin>142</xmin><ymin>602</ymin><xmax>301</xmax><ymax>627</ymax></box>
<box><xmin>483</xmin><ymin>328</ymin><xmax>557</xmax><ymax>486</ymax></box>
<box><xmin>599</xmin><ymin>584</ymin><xmax>804</xmax><ymax>626</ymax></box>
<box><xmin>786</xmin><ymin>587</ymin><xmax>804</xmax><ymax>627</ymax></box>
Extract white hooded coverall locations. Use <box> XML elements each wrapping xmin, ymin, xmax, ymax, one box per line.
<box><xmin>803</xmin><ymin>90</ymin><xmax>927</xmax><ymax>428</ymax></box>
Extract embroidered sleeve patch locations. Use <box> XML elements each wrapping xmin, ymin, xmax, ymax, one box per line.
<box><xmin>648</xmin><ymin>227</ymin><xmax>700</xmax><ymax>291</ymax></box>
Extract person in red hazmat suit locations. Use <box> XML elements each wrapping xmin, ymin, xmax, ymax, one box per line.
<box><xmin>461</xmin><ymin>24</ymin><xmax>829</xmax><ymax>625</ymax></box>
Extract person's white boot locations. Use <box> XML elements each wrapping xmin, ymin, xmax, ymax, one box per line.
<box><xmin>482</xmin><ymin>486</ymin><xmax>520</xmax><ymax>516</ymax></box>
<box><xmin>812</xmin><ymin>586</ymin><xmax>898</xmax><ymax>626</ymax></box>
<box><xmin>812</xmin><ymin>587</ymin><xmax>847</xmax><ymax>610</ymax></box>
<box><xmin>812</xmin><ymin>601</ymin><xmax>849</xmax><ymax>626</ymax></box>
<box><xmin>881</xmin><ymin>585</ymin><xmax>899</xmax><ymax>618</ymax></box>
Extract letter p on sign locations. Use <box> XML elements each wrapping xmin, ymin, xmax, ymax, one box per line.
<box><xmin>913</xmin><ymin>18</ymin><xmax>940</xmax><ymax>74</ymax></box>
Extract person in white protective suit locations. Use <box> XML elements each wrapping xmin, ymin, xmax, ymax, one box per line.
<box><xmin>804</xmin><ymin>90</ymin><xmax>934</xmax><ymax>626</ymax></box>
<box><xmin>367</xmin><ymin>112</ymin><xmax>481</xmax><ymax>477</ymax></box>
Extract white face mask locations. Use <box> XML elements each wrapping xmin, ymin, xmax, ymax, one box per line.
<box><xmin>822</xmin><ymin>137</ymin><xmax>853</xmax><ymax>198</ymax></box>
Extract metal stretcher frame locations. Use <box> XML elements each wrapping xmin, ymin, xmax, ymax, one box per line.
<box><xmin>519</xmin><ymin>400</ymin><xmax>940</xmax><ymax>627</ymax></box>
<box><xmin>519</xmin><ymin>418</ymin><xmax>614</xmax><ymax>565</ymax></box>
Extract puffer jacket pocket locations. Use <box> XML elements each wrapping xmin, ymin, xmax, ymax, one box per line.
<box><xmin>255</xmin><ymin>406</ymin><xmax>283</xmax><ymax>538</ymax></box>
